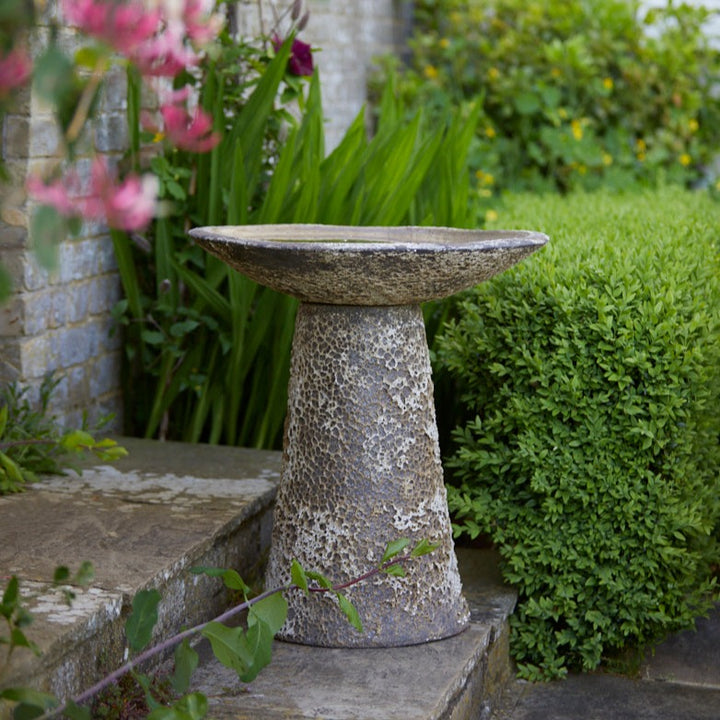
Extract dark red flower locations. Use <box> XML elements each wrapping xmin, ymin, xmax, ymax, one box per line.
<box><xmin>273</xmin><ymin>35</ymin><xmax>314</xmax><ymax>77</ymax></box>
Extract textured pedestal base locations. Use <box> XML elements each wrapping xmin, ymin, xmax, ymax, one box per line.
<box><xmin>265</xmin><ymin>303</ymin><xmax>470</xmax><ymax>647</ymax></box>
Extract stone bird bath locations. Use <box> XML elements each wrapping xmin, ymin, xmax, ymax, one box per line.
<box><xmin>188</xmin><ymin>224</ymin><xmax>547</xmax><ymax>647</ymax></box>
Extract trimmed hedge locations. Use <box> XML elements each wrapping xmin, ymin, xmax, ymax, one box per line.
<box><xmin>438</xmin><ymin>188</ymin><xmax>720</xmax><ymax>679</ymax></box>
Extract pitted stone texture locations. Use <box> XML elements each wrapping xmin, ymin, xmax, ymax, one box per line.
<box><xmin>189</xmin><ymin>224</ymin><xmax>548</xmax><ymax>306</ymax></box>
<box><xmin>265</xmin><ymin>304</ymin><xmax>470</xmax><ymax>647</ymax></box>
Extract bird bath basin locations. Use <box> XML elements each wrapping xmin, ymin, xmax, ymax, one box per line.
<box><xmin>189</xmin><ymin>224</ymin><xmax>547</xmax><ymax>647</ymax></box>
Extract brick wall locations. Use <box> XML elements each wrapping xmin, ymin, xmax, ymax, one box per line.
<box><xmin>0</xmin><ymin>1</ymin><xmax>406</xmax><ymax>431</ymax></box>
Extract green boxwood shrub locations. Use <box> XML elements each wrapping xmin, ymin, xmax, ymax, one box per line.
<box><xmin>437</xmin><ymin>188</ymin><xmax>720</xmax><ymax>680</ymax></box>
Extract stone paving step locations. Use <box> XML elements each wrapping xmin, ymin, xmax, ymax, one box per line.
<box><xmin>490</xmin><ymin>601</ymin><xmax>720</xmax><ymax>720</ymax></box>
<box><xmin>0</xmin><ymin>438</ymin><xmax>281</xmax><ymax>704</ymax></box>
<box><xmin>0</xmin><ymin>438</ymin><xmax>519</xmax><ymax>720</ymax></box>
<box><xmin>188</xmin><ymin>547</ymin><xmax>517</xmax><ymax>720</ymax></box>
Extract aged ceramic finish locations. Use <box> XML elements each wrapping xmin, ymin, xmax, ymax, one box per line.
<box><xmin>190</xmin><ymin>224</ymin><xmax>548</xmax><ymax>647</ymax></box>
<box><xmin>188</xmin><ymin>224</ymin><xmax>547</xmax><ymax>305</ymax></box>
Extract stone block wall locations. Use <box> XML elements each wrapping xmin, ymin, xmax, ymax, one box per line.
<box><xmin>0</xmin><ymin>15</ymin><xmax>127</xmax><ymax>430</ymax></box>
<box><xmin>0</xmin><ymin>0</ymin><xmax>407</xmax><ymax>431</ymax></box>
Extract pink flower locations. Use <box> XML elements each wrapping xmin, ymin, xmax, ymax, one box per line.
<box><xmin>0</xmin><ymin>46</ymin><xmax>32</xmax><ymax>98</ymax></box>
<box><xmin>85</xmin><ymin>158</ymin><xmax>158</xmax><ymax>231</ymax></box>
<box><xmin>272</xmin><ymin>35</ymin><xmax>314</xmax><ymax>77</ymax></box>
<box><xmin>159</xmin><ymin>91</ymin><xmax>220</xmax><ymax>152</ymax></box>
<box><xmin>26</xmin><ymin>173</ymin><xmax>80</xmax><ymax>216</ymax></box>
<box><xmin>28</xmin><ymin>159</ymin><xmax>158</xmax><ymax>232</ymax></box>
<box><xmin>131</xmin><ymin>21</ymin><xmax>200</xmax><ymax>77</ymax></box>
<box><xmin>182</xmin><ymin>0</ymin><xmax>225</xmax><ymax>45</ymax></box>
<box><xmin>60</xmin><ymin>0</ymin><xmax>161</xmax><ymax>56</ymax></box>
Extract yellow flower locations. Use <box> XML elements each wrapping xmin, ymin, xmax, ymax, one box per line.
<box><xmin>571</xmin><ymin>119</ymin><xmax>583</xmax><ymax>141</ymax></box>
<box><xmin>476</xmin><ymin>170</ymin><xmax>495</xmax><ymax>186</ymax></box>
<box><xmin>484</xmin><ymin>126</ymin><xmax>496</xmax><ymax>139</ymax></box>
<box><xmin>439</xmin><ymin>38</ymin><xmax>450</xmax><ymax>49</ymax></box>
<box><xmin>602</xmin><ymin>152</ymin><xmax>613</xmax><ymax>166</ymax></box>
<box><xmin>551</xmin><ymin>67</ymin><xmax>562</xmax><ymax>78</ymax></box>
<box><xmin>636</xmin><ymin>138</ymin><xmax>647</xmax><ymax>152</ymax></box>
<box><xmin>153</xmin><ymin>132</ymin><xmax>165</xmax><ymax>143</ymax></box>
<box><xmin>424</xmin><ymin>65</ymin><xmax>439</xmax><ymax>80</ymax></box>
<box><xmin>558</xmin><ymin>108</ymin><xmax>568</xmax><ymax>120</ymax></box>
<box><xmin>577</xmin><ymin>164</ymin><xmax>587</xmax><ymax>175</ymax></box>
<box><xmin>485</xmin><ymin>209</ymin><xmax>499</xmax><ymax>223</ymax></box>
<box><xmin>637</xmin><ymin>151</ymin><xmax>646</xmax><ymax>162</ymax></box>
<box><xmin>688</xmin><ymin>118</ymin><xmax>699</xmax><ymax>133</ymax></box>
<box><xmin>602</xmin><ymin>77</ymin><xmax>614</xmax><ymax>91</ymax></box>
<box><xmin>679</xmin><ymin>153</ymin><xmax>692</xmax><ymax>167</ymax></box>
<box><xmin>487</xmin><ymin>67</ymin><xmax>500</xmax><ymax>82</ymax></box>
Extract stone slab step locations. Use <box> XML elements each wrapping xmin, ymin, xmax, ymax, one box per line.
<box><xmin>1</xmin><ymin>438</ymin><xmax>518</xmax><ymax>720</ymax></box>
<box><xmin>0</xmin><ymin>438</ymin><xmax>281</xmax><ymax>703</ymax></box>
<box><xmin>188</xmin><ymin>547</ymin><xmax>517</xmax><ymax>720</ymax></box>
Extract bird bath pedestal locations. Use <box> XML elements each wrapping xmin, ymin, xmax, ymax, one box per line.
<box><xmin>189</xmin><ymin>224</ymin><xmax>547</xmax><ymax>648</ymax></box>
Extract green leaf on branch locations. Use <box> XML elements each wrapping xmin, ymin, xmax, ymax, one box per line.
<box><xmin>336</xmin><ymin>594</ymin><xmax>363</xmax><ymax>632</ymax></box>
<box><xmin>305</xmin><ymin>570</ymin><xmax>333</xmax><ymax>590</ymax></box>
<box><xmin>381</xmin><ymin>537</ymin><xmax>410</xmax><ymax>563</ymax></box>
<box><xmin>411</xmin><ymin>539</ymin><xmax>440</xmax><ymax>558</ymax></box>
<box><xmin>290</xmin><ymin>559</ymin><xmax>308</xmax><ymax>594</ymax></box>
<box><xmin>382</xmin><ymin>564</ymin><xmax>407</xmax><ymax>578</ymax></box>
<box><xmin>171</xmin><ymin>639</ymin><xmax>199</xmax><ymax>694</ymax></box>
<box><xmin>237</xmin><ymin>617</ymin><xmax>274</xmax><ymax>682</ymax></box>
<box><xmin>125</xmin><ymin>588</ymin><xmax>161</xmax><ymax>652</ymax></box>
<box><xmin>0</xmin><ymin>688</ymin><xmax>57</xmax><ymax>715</ymax></box>
<box><xmin>201</xmin><ymin>622</ymin><xmax>253</xmax><ymax>675</ymax></box>
<box><xmin>220</xmin><ymin>569</ymin><xmax>251</xmax><ymax>595</ymax></box>
<box><xmin>63</xmin><ymin>700</ymin><xmax>92</xmax><ymax>720</ymax></box>
<box><xmin>248</xmin><ymin>592</ymin><xmax>287</xmax><ymax>635</ymax></box>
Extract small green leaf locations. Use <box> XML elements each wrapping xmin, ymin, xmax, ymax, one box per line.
<box><xmin>171</xmin><ymin>638</ymin><xmax>199</xmax><ymax>694</ymax></box>
<box><xmin>189</xmin><ymin>566</ymin><xmax>227</xmax><ymax>577</ymax></box>
<box><xmin>0</xmin><ymin>688</ymin><xmax>58</xmax><ymax>716</ymax></box>
<box><xmin>53</xmin><ymin>566</ymin><xmax>70</xmax><ymax>584</ymax></box>
<box><xmin>201</xmin><ymin>621</ymin><xmax>252</xmax><ymax>674</ymax></box>
<box><xmin>62</xmin><ymin>700</ymin><xmax>92</xmax><ymax>720</ymax></box>
<box><xmin>336</xmin><ymin>594</ymin><xmax>363</xmax><ymax>632</ymax></box>
<box><xmin>410</xmin><ymin>539</ymin><xmax>440</xmax><ymax>558</ymax></box>
<box><xmin>1</xmin><ymin>576</ymin><xmax>20</xmax><ymax>617</ymax></box>
<box><xmin>237</xmin><ymin>618</ymin><xmax>274</xmax><ymax>683</ymax></box>
<box><xmin>0</xmin><ymin>404</ymin><xmax>7</xmax><ymax>437</ymax></box>
<box><xmin>305</xmin><ymin>570</ymin><xmax>333</xmax><ymax>590</ymax></box>
<box><xmin>381</xmin><ymin>538</ymin><xmax>410</xmax><ymax>563</ymax></box>
<box><xmin>73</xmin><ymin>561</ymin><xmax>95</xmax><ymax>587</ymax></box>
<box><xmin>221</xmin><ymin>569</ymin><xmax>251</xmax><ymax>595</ymax></box>
<box><xmin>125</xmin><ymin>588</ymin><xmax>161</xmax><ymax>652</ymax></box>
<box><xmin>248</xmin><ymin>592</ymin><xmax>287</xmax><ymax>635</ymax></box>
<box><xmin>382</xmin><ymin>564</ymin><xmax>407</xmax><ymax>578</ymax></box>
<box><xmin>290</xmin><ymin>559</ymin><xmax>308</xmax><ymax>594</ymax></box>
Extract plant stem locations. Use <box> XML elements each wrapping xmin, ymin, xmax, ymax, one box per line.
<box><xmin>40</xmin><ymin>553</ymin><xmax>415</xmax><ymax>717</ymax></box>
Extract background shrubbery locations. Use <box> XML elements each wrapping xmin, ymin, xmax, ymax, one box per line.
<box><xmin>373</xmin><ymin>0</ymin><xmax>720</xmax><ymax>202</ymax></box>
<box><xmin>436</xmin><ymin>188</ymin><xmax>720</xmax><ymax>679</ymax></box>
